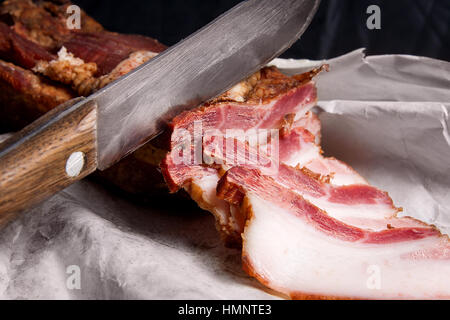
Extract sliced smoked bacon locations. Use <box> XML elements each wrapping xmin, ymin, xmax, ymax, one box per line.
<box><xmin>161</xmin><ymin>65</ymin><xmax>450</xmax><ymax>298</ymax></box>
<box><xmin>203</xmin><ymin>136</ymin><xmax>403</xmax><ymax>229</ymax></box>
<box><xmin>162</xmin><ymin>66</ymin><xmax>323</xmax><ymax>245</ymax></box>
<box><xmin>161</xmin><ymin>65</ymin><xmax>393</xmax><ymax>246</ymax></box>
<box><xmin>161</xmin><ymin>65</ymin><xmax>397</xmax><ymax>243</ymax></box>
<box><xmin>217</xmin><ymin>167</ymin><xmax>450</xmax><ymax>299</ymax></box>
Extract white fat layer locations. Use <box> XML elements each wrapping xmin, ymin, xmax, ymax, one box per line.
<box><xmin>331</xmin><ymin>173</ymin><xmax>367</xmax><ymax>186</ymax></box>
<box><xmin>244</xmin><ymin>195</ymin><xmax>450</xmax><ymax>299</ymax></box>
<box><xmin>310</xmin><ymin>158</ymin><xmax>368</xmax><ymax>186</ymax></box>
<box><xmin>272</xmin><ymin>176</ymin><xmax>397</xmax><ymax>229</ymax></box>
<box><xmin>306</xmin><ymin>195</ymin><xmax>392</xmax><ymax>222</ymax></box>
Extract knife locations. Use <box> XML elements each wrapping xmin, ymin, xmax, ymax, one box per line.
<box><xmin>0</xmin><ymin>0</ymin><xmax>320</xmax><ymax>223</ymax></box>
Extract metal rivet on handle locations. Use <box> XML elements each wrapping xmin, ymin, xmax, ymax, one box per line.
<box><xmin>65</xmin><ymin>151</ymin><xmax>85</xmax><ymax>177</ymax></box>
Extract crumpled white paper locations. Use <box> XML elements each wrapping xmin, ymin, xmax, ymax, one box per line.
<box><xmin>0</xmin><ymin>49</ymin><xmax>449</xmax><ymax>299</ymax></box>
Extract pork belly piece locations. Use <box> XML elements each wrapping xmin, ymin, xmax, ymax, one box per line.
<box><xmin>0</xmin><ymin>2</ymin><xmax>165</xmax><ymax>96</ymax></box>
<box><xmin>217</xmin><ymin>167</ymin><xmax>450</xmax><ymax>299</ymax></box>
<box><xmin>31</xmin><ymin>31</ymin><xmax>166</xmax><ymax>93</ymax></box>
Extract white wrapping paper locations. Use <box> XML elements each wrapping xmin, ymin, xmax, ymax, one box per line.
<box><xmin>0</xmin><ymin>49</ymin><xmax>449</xmax><ymax>299</ymax></box>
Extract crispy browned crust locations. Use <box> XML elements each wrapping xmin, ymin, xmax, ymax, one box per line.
<box><xmin>206</xmin><ymin>65</ymin><xmax>327</xmax><ymax>106</ymax></box>
<box><xmin>34</xmin><ymin>49</ymin><xmax>158</xmax><ymax>96</ymax></box>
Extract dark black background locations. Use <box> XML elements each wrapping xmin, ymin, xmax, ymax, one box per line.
<box><xmin>71</xmin><ymin>0</ymin><xmax>450</xmax><ymax>61</ymax></box>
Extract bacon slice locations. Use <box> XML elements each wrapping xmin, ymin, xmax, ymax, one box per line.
<box><xmin>164</xmin><ymin>67</ymin><xmax>321</xmax><ymax>186</ymax></box>
<box><xmin>217</xmin><ymin>167</ymin><xmax>450</xmax><ymax>299</ymax></box>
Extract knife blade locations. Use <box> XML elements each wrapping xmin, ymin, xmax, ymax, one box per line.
<box><xmin>0</xmin><ymin>0</ymin><xmax>320</xmax><ymax>218</ymax></box>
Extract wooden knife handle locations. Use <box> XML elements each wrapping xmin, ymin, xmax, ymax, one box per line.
<box><xmin>0</xmin><ymin>97</ymin><xmax>98</xmax><ymax>225</ymax></box>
